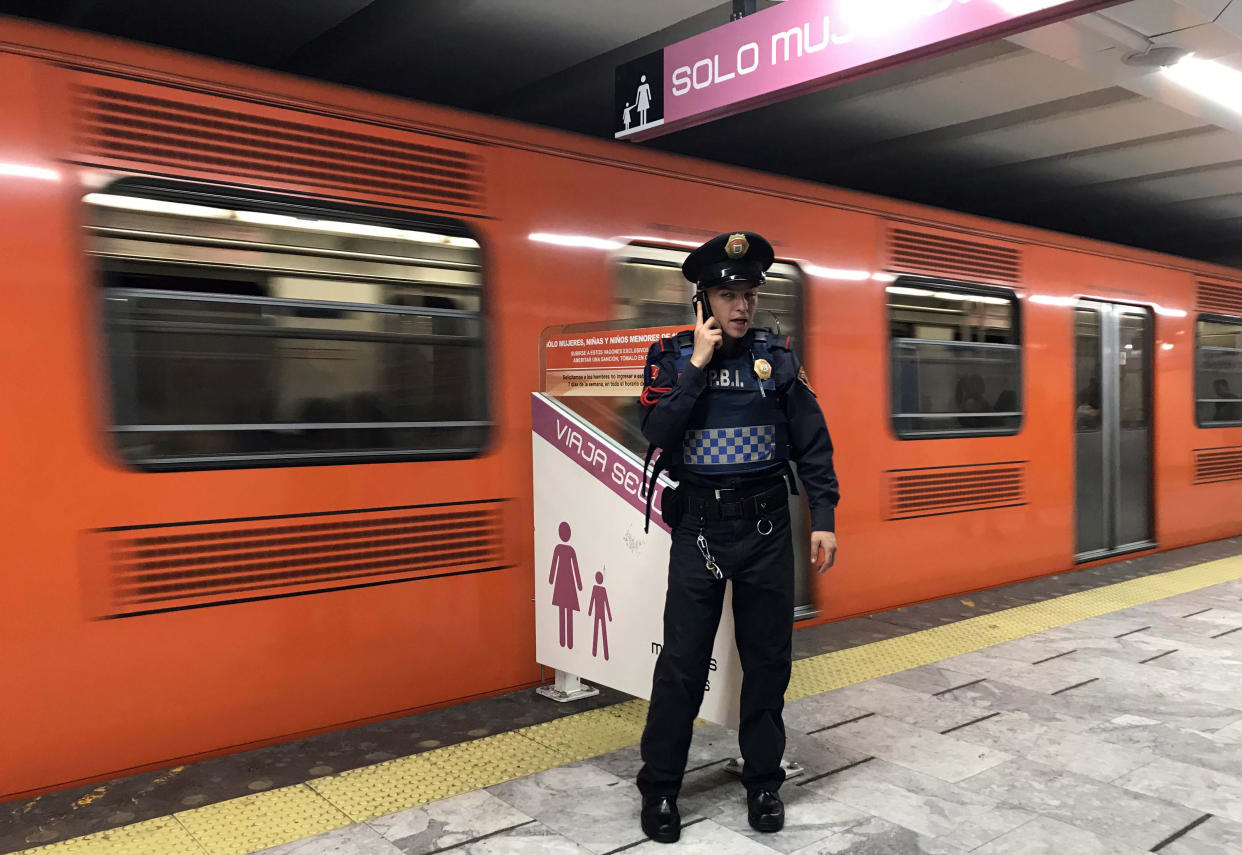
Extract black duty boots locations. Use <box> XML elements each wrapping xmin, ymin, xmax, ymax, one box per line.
<box><xmin>640</xmin><ymin>795</ymin><xmax>680</xmax><ymax>843</ymax></box>
<box><xmin>747</xmin><ymin>789</ymin><xmax>785</xmax><ymax>833</ymax></box>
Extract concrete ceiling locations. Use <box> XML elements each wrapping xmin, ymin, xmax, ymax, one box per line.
<box><xmin>4</xmin><ymin>0</ymin><xmax>1241</xmax><ymax>268</ymax></box>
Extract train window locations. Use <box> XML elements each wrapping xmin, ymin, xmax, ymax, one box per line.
<box><xmin>87</xmin><ymin>183</ymin><xmax>488</xmax><ymax>470</ymax></box>
<box><xmin>888</xmin><ymin>278</ymin><xmax>1021</xmax><ymax>438</ymax></box>
<box><xmin>1196</xmin><ymin>316</ymin><xmax>1242</xmax><ymax>427</ymax></box>
<box><xmin>614</xmin><ymin>244</ymin><xmax>802</xmax><ymax>341</ymax></box>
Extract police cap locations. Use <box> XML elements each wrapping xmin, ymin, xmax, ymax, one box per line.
<box><xmin>682</xmin><ymin>231</ymin><xmax>774</xmax><ymax>289</ymax></box>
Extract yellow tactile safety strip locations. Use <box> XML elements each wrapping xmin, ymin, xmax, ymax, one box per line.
<box><xmin>173</xmin><ymin>785</ymin><xmax>351</xmax><ymax>855</ymax></box>
<box><xmin>787</xmin><ymin>555</ymin><xmax>1242</xmax><ymax>700</ymax></box>
<box><xmin>20</xmin><ymin>554</ymin><xmax>1242</xmax><ymax>855</ymax></box>
<box><xmin>518</xmin><ymin>700</ymin><xmax>648</xmax><ymax>763</ymax></box>
<box><xmin>15</xmin><ymin>816</ymin><xmax>207</xmax><ymax>855</ymax></box>
<box><xmin>308</xmin><ymin>730</ymin><xmax>566</xmax><ymax>821</ymax></box>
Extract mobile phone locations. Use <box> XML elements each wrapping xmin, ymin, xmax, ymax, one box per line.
<box><xmin>692</xmin><ymin>291</ymin><xmax>712</xmax><ymax>324</ymax></box>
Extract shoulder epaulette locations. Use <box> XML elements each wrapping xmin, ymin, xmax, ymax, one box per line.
<box><xmin>750</xmin><ymin>330</ymin><xmax>789</xmax><ymax>350</ymax></box>
<box><xmin>659</xmin><ymin>329</ymin><xmax>696</xmax><ymax>352</ymax></box>
<box><xmin>756</xmin><ymin>328</ymin><xmax>791</xmax><ymax>351</ymax></box>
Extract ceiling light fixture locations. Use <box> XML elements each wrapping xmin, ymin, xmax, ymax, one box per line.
<box><xmin>1122</xmin><ymin>46</ymin><xmax>1191</xmax><ymax>68</ymax></box>
<box><xmin>1077</xmin><ymin>13</ymin><xmax>1190</xmax><ymax>72</ymax></box>
<box><xmin>1161</xmin><ymin>55</ymin><xmax>1242</xmax><ymax>114</ymax></box>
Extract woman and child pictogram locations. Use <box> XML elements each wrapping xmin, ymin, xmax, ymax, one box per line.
<box><xmin>621</xmin><ymin>75</ymin><xmax>654</xmax><ymax>131</ymax></box>
<box><xmin>549</xmin><ymin>521</ymin><xmax>613</xmax><ymax>659</ymax></box>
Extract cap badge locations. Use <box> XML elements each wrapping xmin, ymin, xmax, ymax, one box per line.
<box><xmin>753</xmin><ymin>358</ymin><xmax>772</xmax><ymax>381</ymax></box>
<box><xmin>725</xmin><ymin>233</ymin><xmax>750</xmax><ymax>259</ymax></box>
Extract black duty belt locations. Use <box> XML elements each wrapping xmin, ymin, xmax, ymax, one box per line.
<box><xmin>681</xmin><ymin>480</ymin><xmax>788</xmax><ymax>522</ymax></box>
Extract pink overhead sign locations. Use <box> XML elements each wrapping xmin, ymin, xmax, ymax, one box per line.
<box><xmin>615</xmin><ymin>0</ymin><xmax>1123</xmax><ymax>141</ymax></box>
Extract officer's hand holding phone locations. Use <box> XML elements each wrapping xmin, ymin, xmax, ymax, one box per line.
<box><xmin>811</xmin><ymin>531</ymin><xmax>837</xmax><ymax>574</ymax></box>
<box><xmin>690</xmin><ymin>295</ymin><xmax>722</xmax><ymax>369</ymax></box>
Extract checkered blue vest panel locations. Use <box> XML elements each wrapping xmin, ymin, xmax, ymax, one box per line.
<box><xmin>673</xmin><ymin>331</ymin><xmax>790</xmax><ymax>476</ymax></box>
<box><xmin>683</xmin><ymin>424</ymin><xmax>776</xmax><ymax>466</ymax></box>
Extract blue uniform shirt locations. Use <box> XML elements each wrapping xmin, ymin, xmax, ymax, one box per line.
<box><xmin>640</xmin><ymin>328</ymin><xmax>840</xmax><ymax>532</ymax></box>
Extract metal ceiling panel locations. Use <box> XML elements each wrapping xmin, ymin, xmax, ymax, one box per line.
<box><xmin>822</xmin><ymin>48</ymin><xmax>1105</xmax><ymax>139</ymax></box>
<box><xmin>954</xmin><ymin>98</ymin><xmax>1207</xmax><ymax>165</ymax></box>
<box><xmin>1098</xmin><ymin>0</ymin><xmax>1217</xmax><ymax>35</ymax></box>
<box><xmin>988</xmin><ymin>127</ymin><xmax>1237</xmax><ymax>188</ymax></box>
<box><xmin>1098</xmin><ymin>163</ymin><xmax>1242</xmax><ymax>204</ymax></box>
<box><xmin>1173</xmin><ymin>0</ymin><xmax>1234</xmax><ymax>19</ymax></box>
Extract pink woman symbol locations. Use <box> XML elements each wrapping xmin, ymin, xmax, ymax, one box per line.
<box><xmin>588</xmin><ymin>570</ymin><xmax>613</xmax><ymax>660</ymax></box>
<box><xmin>549</xmin><ymin>521</ymin><xmax>583</xmax><ymax>649</ymax></box>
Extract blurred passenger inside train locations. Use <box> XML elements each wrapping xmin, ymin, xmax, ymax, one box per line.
<box><xmin>955</xmin><ymin>373</ymin><xmax>989</xmax><ymax>427</ymax></box>
<box><xmin>1215</xmin><ymin>378</ymin><xmax>1241</xmax><ymax>422</ymax></box>
<box><xmin>1077</xmin><ymin>376</ymin><xmax>1102</xmax><ymax>430</ymax></box>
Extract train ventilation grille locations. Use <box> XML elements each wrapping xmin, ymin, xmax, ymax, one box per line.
<box><xmin>81</xmin><ymin>501</ymin><xmax>507</xmax><ymax>618</ymax></box>
<box><xmin>1193</xmin><ymin>447</ymin><xmax>1242</xmax><ymax>485</ymax></box>
<box><xmin>889</xmin><ymin>463</ymin><xmax>1025</xmax><ymax>520</ymax></box>
<box><xmin>1197</xmin><ymin>281</ymin><xmax>1242</xmax><ymax>316</ymax></box>
<box><xmin>886</xmin><ymin>226</ymin><xmax>1021</xmax><ymax>285</ymax></box>
<box><xmin>70</xmin><ymin>76</ymin><xmax>488</xmax><ymax>214</ymax></box>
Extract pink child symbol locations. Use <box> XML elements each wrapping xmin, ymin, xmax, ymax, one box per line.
<box><xmin>549</xmin><ymin>521</ymin><xmax>583</xmax><ymax>649</ymax></box>
<box><xmin>588</xmin><ymin>570</ymin><xmax>613</xmax><ymax>660</ymax></box>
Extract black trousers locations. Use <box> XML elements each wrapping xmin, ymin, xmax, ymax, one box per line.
<box><xmin>636</xmin><ymin>503</ymin><xmax>794</xmax><ymax>797</ymax></box>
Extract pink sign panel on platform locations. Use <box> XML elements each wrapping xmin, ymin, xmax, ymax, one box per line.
<box><xmin>617</xmin><ymin>0</ymin><xmax>1123</xmax><ymax>140</ymax></box>
<box><xmin>531</xmin><ymin>392</ymin><xmax>744</xmax><ymax>727</ymax></box>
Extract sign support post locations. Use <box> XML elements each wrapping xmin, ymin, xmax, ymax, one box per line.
<box><xmin>536</xmin><ymin>670</ymin><xmax>599</xmax><ymax>703</ymax></box>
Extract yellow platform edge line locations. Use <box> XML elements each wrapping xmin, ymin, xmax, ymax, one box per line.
<box><xmin>788</xmin><ymin>554</ymin><xmax>1242</xmax><ymax>701</ymax></box>
<box><xmin>19</xmin><ymin>553</ymin><xmax>1242</xmax><ymax>855</ymax></box>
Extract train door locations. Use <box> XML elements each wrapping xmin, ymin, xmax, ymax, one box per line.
<box><xmin>1074</xmin><ymin>300</ymin><xmax>1154</xmax><ymax>561</ymax></box>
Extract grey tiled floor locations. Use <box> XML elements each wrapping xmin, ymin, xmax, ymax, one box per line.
<box><xmin>256</xmin><ymin>578</ymin><xmax>1242</xmax><ymax>854</ymax></box>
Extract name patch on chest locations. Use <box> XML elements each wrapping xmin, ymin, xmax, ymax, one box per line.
<box><xmin>708</xmin><ymin>368</ymin><xmax>749</xmax><ymax>388</ymax></box>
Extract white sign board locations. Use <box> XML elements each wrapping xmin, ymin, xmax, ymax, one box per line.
<box><xmin>532</xmin><ymin>393</ymin><xmax>743</xmax><ymax>727</ymax></box>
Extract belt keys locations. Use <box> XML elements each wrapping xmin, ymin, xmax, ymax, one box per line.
<box><xmin>696</xmin><ymin>532</ymin><xmax>723</xmax><ymax>580</ymax></box>
<box><xmin>756</xmin><ymin>496</ymin><xmax>774</xmax><ymax>536</ymax></box>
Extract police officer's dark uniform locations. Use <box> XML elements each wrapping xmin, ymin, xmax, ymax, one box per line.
<box><xmin>636</xmin><ymin>232</ymin><xmax>840</xmax><ymax>843</ymax></box>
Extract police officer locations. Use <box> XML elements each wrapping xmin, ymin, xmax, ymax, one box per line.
<box><xmin>636</xmin><ymin>232</ymin><xmax>839</xmax><ymax>843</ymax></box>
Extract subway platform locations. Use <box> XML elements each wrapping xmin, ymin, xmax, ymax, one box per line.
<box><xmin>8</xmin><ymin>537</ymin><xmax>1242</xmax><ymax>855</ymax></box>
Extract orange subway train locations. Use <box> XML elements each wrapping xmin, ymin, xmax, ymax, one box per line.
<box><xmin>2</xmin><ymin>17</ymin><xmax>1241</xmax><ymax>801</ymax></box>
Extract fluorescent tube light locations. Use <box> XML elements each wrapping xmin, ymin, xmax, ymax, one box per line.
<box><xmin>1162</xmin><ymin>55</ymin><xmax>1242</xmax><ymax>115</ymax></box>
